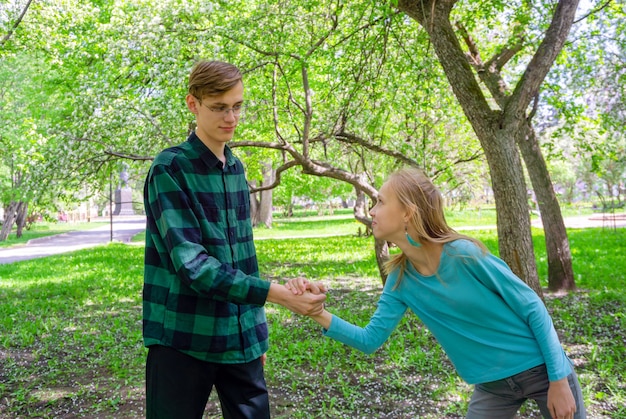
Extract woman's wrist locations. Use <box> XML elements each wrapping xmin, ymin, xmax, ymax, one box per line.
<box><xmin>311</xmin><ymin>309</ymin><xmax>332</xmax><ymax>329</ymax></box>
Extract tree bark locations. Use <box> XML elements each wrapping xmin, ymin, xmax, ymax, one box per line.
<box><xmin>259</xmin><ymin>161</ymin><xmax>274</xmax><ymax>228</ymax></box>
<box><xmin>375</xmin><ymin>238</ymin><xmax>390</xmax><ymax>286</ymax></box>
<box><xmin>353</xmin><ymin>183</ymin><xmax>389</xmax><ymax>285</ymax></box>
<box><xmin>249</xmin><ymin>180</ymin><xmax>261</xmax><ymax>227</ymax></box>
<box><xmin>15</xmin><ymin>202</ymin><xmax>27</xmax><ymax>238</ymax></box>
<box><xmin>517</xmin><ymin>123</ymin><xmax>575</xmax><ymax>291</ymax></box>
<box><xmin>488</xmin><ymin>127</ymin><xmax>542</xmax><ymax>296</ymax></box>
<box><xmin>455</xmin><ymin>3</ymin><xmax>578</xmax><ymax>294</ymax></box>
<box><xmin>0</xmin><ymin>201</ymin><xmax>20</xmax><ymax>242</ymax></box>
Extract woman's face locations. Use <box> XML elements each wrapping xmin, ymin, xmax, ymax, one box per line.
<box><xmin>369</xmin><ymin>181</ymin><xmax>407</xmax><ymax>243</ymax></box>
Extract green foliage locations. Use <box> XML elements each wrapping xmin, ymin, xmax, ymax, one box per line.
<box><xmin>542</xmin><ymin>1</ymin><xmax>626</xmax><ymax>204</ymax></box>
<box><xmin>1</xmin><ymin>0</ymin><xmax>489</xmax><ymax>220</ymax></box>
<box><xmin>269</xmin><ymin>171</ymin><xmax>354</xmax><ymax>213</ymax></box>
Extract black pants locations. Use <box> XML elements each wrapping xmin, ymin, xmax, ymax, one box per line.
<box><xmin>145</xmin><ymin>345</ymin><xmax>270</xmax><ymax>419</ymax></box>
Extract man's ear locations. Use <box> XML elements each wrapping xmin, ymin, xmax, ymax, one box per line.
<box><xmin>186</xmin><ymin>94</ymin><xmax>199</xmax><ymax>114</ymax></box>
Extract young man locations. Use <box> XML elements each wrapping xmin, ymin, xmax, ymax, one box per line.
<box><xmin>143</xmin><ymin>60</ymin><xmax>325</xmax><ymax>419</ymax></box>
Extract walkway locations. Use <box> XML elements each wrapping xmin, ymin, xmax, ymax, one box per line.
<box><xmin>0</xmin><ymin>216</ymin><xmax>146</xmax><ymax>264</ymax></box>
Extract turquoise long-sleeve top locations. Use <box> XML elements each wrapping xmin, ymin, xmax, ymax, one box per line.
<box><xmin>324</xmin><ymin>239</ymin><xmax>572</xmax><ymax>384</ymax></box>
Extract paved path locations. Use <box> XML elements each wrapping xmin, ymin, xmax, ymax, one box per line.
<box><xmin>453</xmin><ymin>214</ymin><xmax>626</xmax><ymax>231</ymax></box>
<box><xmin>546</xmin><ymin>213</ymin><xmax>626</xmax><ymax>229</ymax></box>
<box><xmin>0</xmin><ymin>214</ymin><xmax>624</xmax><ymax>265</ymax></box>
<box><xmin>0</xmin><ymin>216</ymin><xmax>146</xmax><ymax>264</ymax></box>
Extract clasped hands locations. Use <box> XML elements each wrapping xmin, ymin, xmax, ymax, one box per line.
<box><xmin>268</xmin><ymin>278</ymin><xmax>329</xmax><ymax>322</ymax></box>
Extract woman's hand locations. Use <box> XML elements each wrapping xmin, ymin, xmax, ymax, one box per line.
<box><xmin>285</xmin><ymin>277</ymin><xmax>328</xmax><ymax>295</ymax></box>
<box><xmin>547</xmin><ymin>378</ymin><xmax>576</xmax><ymax>419</ymax></box>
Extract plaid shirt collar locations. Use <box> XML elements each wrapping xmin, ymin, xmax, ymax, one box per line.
<box><xmin>188</xmin><ymin>131</ymin><xmax>237</xmax><ymax>170</ymax></box>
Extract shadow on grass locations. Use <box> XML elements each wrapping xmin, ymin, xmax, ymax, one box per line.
<box><xmin>0</xmin><ymin>244</ymin><xmax>145</xmax><ymax>418</ymax></box>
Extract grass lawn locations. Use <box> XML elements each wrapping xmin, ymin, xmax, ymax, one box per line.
<box><xmin>0</xmin><ymin>215</ymin><xmax>624</xmax><ymax>418</ymax></box>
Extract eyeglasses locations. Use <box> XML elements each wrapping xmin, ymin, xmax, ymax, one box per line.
<box><xmin>200</xmin><ymin>102</ymin><xmax>244</xmax><ymax>117</ymax></box>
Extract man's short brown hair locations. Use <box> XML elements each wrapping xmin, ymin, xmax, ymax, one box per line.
<box><xmin>188</xmin><ymin>60</ymin><xmax>242</xmax><ymax>99</ymax></box>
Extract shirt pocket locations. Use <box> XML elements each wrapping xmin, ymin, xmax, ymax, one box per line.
<box><xmin>195</xmin><ymin>203</ymin><xmax>225</xmax><ymax>245</ymax></box>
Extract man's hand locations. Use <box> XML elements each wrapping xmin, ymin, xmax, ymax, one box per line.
<box><xmin>547</xmin><ymin>377</ymin><xmax>576</xmax><ymax>419</ymax></box>
<box><xmin>267</xmin><ymin>283</ymin><xmax>326</xmax><ymax>316</ymax></box>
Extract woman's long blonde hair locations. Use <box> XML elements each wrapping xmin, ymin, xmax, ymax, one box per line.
<box><xmin>383</xmin><ymin>168</ymin><xmax>486</xmax><ymax>282</ymax></box>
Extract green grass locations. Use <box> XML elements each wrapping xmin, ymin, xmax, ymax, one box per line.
<box><xmin>254</xmin><ymin>214</ymin><xmax>362</xmax><ymax>239</ymax></box>
<box><xmin>0</xmin><ymin>217</ymin><xmax>624</xmax><ymax>418</ymax></box>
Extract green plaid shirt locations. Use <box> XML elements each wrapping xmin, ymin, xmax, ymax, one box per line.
<box><xmin>143</xmin><ymin>132</ymin><xmax>270</xmax><ymax>363</ymax></box>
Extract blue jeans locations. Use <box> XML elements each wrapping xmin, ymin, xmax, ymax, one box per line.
<box><xmin>466</xmin><ymin>364</ymin><xmax>586</xmax><ymax>419</ymax></box>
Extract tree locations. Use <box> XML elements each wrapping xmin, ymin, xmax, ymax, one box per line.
<box><xmin>0</xmin><ymin>54</ymin><xmax>49</xmax><ymax>240</ymax></box>
<box><xmin>396</xmin><ymin>0</ymin><xmax>582</xmax><ymax>294</ymax></box>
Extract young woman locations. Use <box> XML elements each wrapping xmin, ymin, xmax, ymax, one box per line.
<box><xmin>288</xmin><ymin>168</ymin><xmax>586</xmax><ymax>419</ymax></box>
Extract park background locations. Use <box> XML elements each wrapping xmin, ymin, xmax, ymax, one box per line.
<box><xmin>1</xmin><ymin>0</ymin><xmax>625</xmax><ymax>418</ymax></box>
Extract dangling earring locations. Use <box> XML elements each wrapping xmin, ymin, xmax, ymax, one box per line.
<box><xmin>405</xmin><ymin>224</ymin><xmax>422</xmax><ymax>247</ymax></box>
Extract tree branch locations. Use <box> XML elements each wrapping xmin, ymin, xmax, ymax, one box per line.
<box><xmin>231</xmin><ymin>139</ymin><xmax>379</xmax><ymax>199</ymax></box>
<box><xmin>129</xmin><ymin>105</ymin><xmax>177</xmax><ymax>145</ymax></box>
<box><xmin>505</xmin><ymin>0</ymin><xmax>580</xmax><ymax>121</ymax></box>
<box><xmin>73</xmin><ymin>136</ymin><xmax>155</xmax><ymax>161</ymax></box>
<box><xmin>396</xmin><ymin>0</ymin><xmax>497</xmax><ymax>131</ymax></box>
<box><xmin>430</xmin><ymin>149</ymin><xmax>484</xmax><ymax>179</ymax></box>
<box><xmin>573</xmin><ymin>0</ymin><xmax>612</xmax><ymax>24</ymax></box>
<box><xmin>334</xmin><ymin>131</ymin><xmax>421</xmax><ymax>168</ymax></box>
<box><xmin>103</xmin><ymin>150</ymin><xmax>155</xmax><ymax>161</ymax></box>
<box><xmin>304</xmin><ymin>2</ymin><xmax>339</xmax><ymax>58</ymax></box>
<box><xmin>230</xmin><ymin>140</ymin><xmax>291</xmax><ymax>152</ymax></box>
<box><xmin>456</xmin><ymin>21</ymin><xmax>523</xmax><ymax>107</ymax></box>
<box><xmin>248</xmin><ymin>160</ymin><xmax>299</xmax><ymax>193</ymax></box>
<box><xmin>455</xmin><ymin>22</ymin><xmax>483</xmax><ymax>67</ymax></box>
<box><xmin>0</xmin><ymin>0</ymin><xmax>33</xmax><ymax>47</ymax></box>
<box><xmin>301</xmin><ymin>64</ymin><xmax>312</xmax><ymax>159</ymax></box>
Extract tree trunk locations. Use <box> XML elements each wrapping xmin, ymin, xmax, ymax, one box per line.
<box><xmin>486</xmin><ymin>127</ymin><xmax>543</xmax><ymax>297</ymax></box>
<box><xmin>353</xmin><ymin>186</ymin><xmax>370</xmax><ymax>231</ymax></box>
<box><xmin>0</xmin><ymin>201</ymin><xmax>20</xmax><ymax>242</ymax></box>
<box><xmin>449</xmin><ymin>0</ymin><xmax>579</xmax><ymax>293</ymax></box>
<box><xmin>375</xmin><ymin>238</ymin><xmax>389</xmax><ymax>286</ymax></box>
<box><xmin>249</xmin><ymin>179</ymin><xmax>260</xmax><ymax>227</ymax></box>
<box><xmin>15</xmin><ymin>202</ymin><xmax>27</xmax><ymax>238</ymax></box>
<box><xmin>353</xmin><ymin>183</ymin><xmax>390</xmax><ymax>286</ymax></box>
<box><xmin>517</xmin><ymin>123</ymin><xmax>575</xmax><ymax>291</ymax></box>
<box><xmin>258</xmin><ymin>162</ymin><xmax>274</xmax><ymax>228</ymax></box>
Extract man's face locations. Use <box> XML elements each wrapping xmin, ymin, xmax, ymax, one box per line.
<box><xmin>187</xmin><ymin>81</ymin><xmax>244</xmax><ymax>149</ymax></box>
